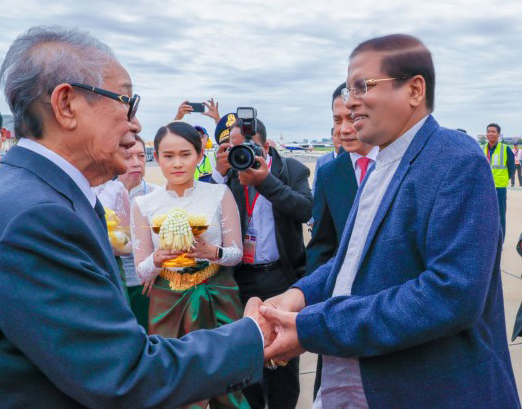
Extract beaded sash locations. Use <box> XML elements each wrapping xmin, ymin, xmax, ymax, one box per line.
<box><xmin>159</xmin><ymin>263</ymin><xmax>220</xmax><ymax>291</ymax></box>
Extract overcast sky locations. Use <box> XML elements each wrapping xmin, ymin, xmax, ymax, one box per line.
<box><xmin>1</xmin><ymin>0</ymin><xmax>521</xmax><ymax>142</ymax></box>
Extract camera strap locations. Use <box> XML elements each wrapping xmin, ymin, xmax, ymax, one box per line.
<box><xmin>243</xmin><ymin>157</ymin><xmax>272</xmax><ymax>225</ymax></box>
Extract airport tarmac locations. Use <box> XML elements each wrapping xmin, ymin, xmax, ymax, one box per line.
<box><xmin>144</xmin><ymin>157</ymin><xmax>522</xmax><ymax>408</ymax></box>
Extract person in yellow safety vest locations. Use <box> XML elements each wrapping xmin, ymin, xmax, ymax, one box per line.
<box><xmin>484</xmin><ymin>123</ymin><xmax>514</xmax><ymax>242</ymax></box>
<box><xmin>194</xmin><ymin>125</ymin><xmax>215</xmax><ymax>182</ymax></box>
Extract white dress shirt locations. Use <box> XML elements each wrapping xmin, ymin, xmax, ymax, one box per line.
<box><xmin>211</xmin><ymin>154</ymin><xmax>280</xmax><ymax>264</ymax></box>
<box><xmin>16</xmin><ymin>138</ymin><xmax>96</xmax><ymax>207</ymax></box>
<box><xmin>316</xmin><ymin>116</ymin><xmax>428</xmax><ymax>409</ymax></box>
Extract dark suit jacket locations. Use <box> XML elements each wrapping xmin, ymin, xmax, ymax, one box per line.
<box><xmin>294</xmin><ymin>116</ymin><xmax>520</xmax><ymax>408</ymax></box>
<box><xmin>306</xmin><ymin>152</ymin><xmax>358</xmax><ymax>275</ymax></box>
<box><xmin>225</xmin><ymin>148</ymin><xmax>312</xmax><ymax>283</ymax></box>
<box><xmin>0</xmin><ymin>145</ymin><xmax>263</xmax><ymax>408</ymax></box>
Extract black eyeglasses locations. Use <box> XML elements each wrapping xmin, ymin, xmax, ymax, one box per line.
<box><xmin>69</xmin><ymin>83</ymin><xmax>140</xmax><ymax>121</ymax></box>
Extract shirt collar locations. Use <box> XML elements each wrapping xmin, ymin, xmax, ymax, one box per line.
<box><xmin>376</xmin><ymin>115</ymin><xmax>429</xmax><ymax>169</ymax></box>
<box><xmin>16</xmin><ymin>138</ymin><xmax>97</xmax><ymax>208</ymax></box>
<box><xmin>349</xmin><ymin>146</ymin><xmax>380</xmax><ymax>169</ymax></box>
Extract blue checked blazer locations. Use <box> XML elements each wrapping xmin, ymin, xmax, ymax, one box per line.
<box><xmin>295</xmin><ymin>116</ymin><xmax>520</xmax><ymax>408</ymax></box>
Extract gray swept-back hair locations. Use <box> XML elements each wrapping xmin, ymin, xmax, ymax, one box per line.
<box><xmin>0</xmin><ymin>25</ymin><xmax>116</xmax><ymax>139</ymax></box>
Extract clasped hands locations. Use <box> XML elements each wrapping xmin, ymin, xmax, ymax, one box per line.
<box><xmin>244</xmin><ymin>288</ymin><xmax>307</xmax><ymax>365</ymax></box>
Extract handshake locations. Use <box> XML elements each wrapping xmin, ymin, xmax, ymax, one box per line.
<box><xmin>243</xmin><ymin>288</ymin><xmax>307</xmax><ymax>365</ymax></box>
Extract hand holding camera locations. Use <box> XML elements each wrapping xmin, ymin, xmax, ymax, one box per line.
<box><xmin>238</xmin><ymin>156</ymin><xmax>269</xmax><ymax>187</ymax></box>
<box><xmin>227</xmin><ymin>107</ymin><xmax>264</xmax><ymax>171</ymax></box>
<box><xmin>215</xmin><ymin>143</ymin><xmax>232</xmax><ymax>176</ymax></box>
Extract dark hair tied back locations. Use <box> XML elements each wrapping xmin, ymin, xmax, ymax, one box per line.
<box><xmin>154</xmin><ymin>122</ymin><xmax>203</xmax><ymax>154</ymax></box>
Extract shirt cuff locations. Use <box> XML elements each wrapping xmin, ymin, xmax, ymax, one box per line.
<box><xmin>245</xmin><ymin>316</ymin><xmax>264</xmax><ymax>348</ymax></box>
<box><xmin>211</xmin><ymin>169</ymin><xmax>227</xmax><ymax>184</ymax></box>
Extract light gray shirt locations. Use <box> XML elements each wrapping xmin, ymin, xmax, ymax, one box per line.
<box><xmin>316</xmin><ymin>116</ymin><xmax>428</xmax><ymax>409</ymax></box>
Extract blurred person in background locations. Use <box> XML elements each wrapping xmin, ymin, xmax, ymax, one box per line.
<box><xmin>511</xmin><ymin>142</ymin><xmax>522</xmax><ymax>187</ymax></box>
<box><xmin>194</xmin><ymin>125</ymin><xmax>215</xmax><ymax>182</ymax></box>
<box><xmin>484</xmin><ymin>123</ymin><xmax>514</xmax><ymax>242</ymax></box>
<box><xmin>118</xmin><ymin>134</ymin><xmax>160</xmax><ymax>331</ymax></box>
<box><xmin>213</xmin><ymin>117</ymin><xmax>312</xmax><ymax>409</ymax></box>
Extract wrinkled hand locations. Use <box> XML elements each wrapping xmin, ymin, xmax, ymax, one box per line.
<box><xmin>153</xmin><ymin>249</ymin><xmax>183</xmax><ymax>268</ymax></box>
<box><xmin>184</xmin><ymin>237</ymin><xmax>216</xmax><ymax>260</ymax></box>
<box><xmin>264</xmin><ymin>288</ymin><xmax>306</xmax><ymax>313</ymax></box>
<box><xmin>260</xmin><ymin>306</ymin><xmax>305</xmax><ymax>362</ymax></box>
<box><xmin>202</xmin><ymin>98</ymin><xmax>220</xmax><ymax>123</ymax></box>
<box><xmin>238</xmin><ymin>156</ymin><xmax>269</xmax><ymax>186</ymax></box>
<box><xmin>244</xmin><ymin>297</ymin><xmax>277</xmax><ymax>348</ymax></box>
<box><xmin>215</xmin><ymin>143</ymin><xmax>232</xmax><ymax>176</ymax></box>
<box><xmin>174</xmin><ymin>100</ymin><xmax>193</xmax><ymax>120</ymax></box>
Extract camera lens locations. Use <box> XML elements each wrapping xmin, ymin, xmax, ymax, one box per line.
<box><xmin>228</xmin><ymin>145</ymin><xmax>255</xmax><ymax>171</ymax></box>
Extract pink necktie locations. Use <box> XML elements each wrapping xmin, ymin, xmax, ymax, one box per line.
<box><xmin>356</xmin><ymin>156</ymin><xmax>371</xmax><ymax>184</ymax></box>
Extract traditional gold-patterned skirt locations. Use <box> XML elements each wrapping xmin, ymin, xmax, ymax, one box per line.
<box><xmin>149</xmin><ymin>265</ymin><xmax>250</xmax><ymax>409</ymax></box>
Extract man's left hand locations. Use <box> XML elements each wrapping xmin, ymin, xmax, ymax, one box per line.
<box><xmin>238</xmin><ymin>156</ymin><xmax>269</xmax><ymax>186</ymax></box>
<box><xmin>260</xmin><ymin>306</ymin><xmax>305</xmax><ymax>362</ymax></box>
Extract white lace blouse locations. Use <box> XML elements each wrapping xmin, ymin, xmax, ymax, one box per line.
<box><xmin>131</xmin><ymin>182</ymin><xmax>243</xmax><ymax>282</ymax></box>
<box><xmin>92</xmin><ymin>180</ymin><xmax>131</xmax><ymax>229</ymax></box>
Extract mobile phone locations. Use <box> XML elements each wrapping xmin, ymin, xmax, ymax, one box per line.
<box><xmin>188</xmin><ymin>102</ymin><xmax>205</xmax><ymax>113</ymax></box>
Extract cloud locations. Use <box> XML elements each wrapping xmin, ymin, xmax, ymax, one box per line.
<box><xmin>0</xmin><ymin>0</ymin><xmax>521</xmax><ymax>141</ymax></box>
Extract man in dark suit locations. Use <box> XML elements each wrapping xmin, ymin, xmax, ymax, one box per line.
<box><xmin>307</xmin><ymin>83</ymin><xmax>377</xmax><ymax>276</ymax></box>
<box><xmin>311</xmin><ymin>127</ymin><xmax>341</xmax><ymax>194</ymax></box>
<box><xmin>212</xmin><ymin>119</ymin><xmax>312</xmax><ymax>408</ymax></box>
<box><xmin>259</xmin><ymin>34</ymin><xmax>519</xmax><ymax>408</ymax></box>
<box><xmin>0</xmin><ymin>26</ymin><xmax>269</xmax><ymax>408</ymax></box>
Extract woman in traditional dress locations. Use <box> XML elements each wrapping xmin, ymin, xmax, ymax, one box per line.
<box><xmin>130</xmin><ymin>122</ymin><xmax>248</xmax><ymax>409</ymax></box>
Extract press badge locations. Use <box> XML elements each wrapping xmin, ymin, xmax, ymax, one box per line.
<box><xmin>242</xmin><ymin>227</ymin><xmax>257</xmax><ymax>264</ymax></box>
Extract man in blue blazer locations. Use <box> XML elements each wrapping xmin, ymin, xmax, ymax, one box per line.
<box><xmin>0</xmin><ymin>26</ymin><xmax>267</xmax><ymax>408</ymax></box>
<box><xmin>307</xmin><ymin>83</ymin><xmax>377</xmax><ymax>276</ymax></box>
<box><xmin>311</xmin><ymin>127</ymin><xmax>341</xmax><ymax>194</ymax></box>
<box><xmin>260</xmin><ymin>34</ymin><xmax>519</xmax><ymax>408</ymax></box>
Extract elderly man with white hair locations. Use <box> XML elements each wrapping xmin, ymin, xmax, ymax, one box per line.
<box><xmin>0</xmin><ymin>26</ymin><xmax>268</xmax><ymax>408</ymax></box>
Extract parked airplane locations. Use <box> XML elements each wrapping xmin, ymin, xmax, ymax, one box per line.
<box><xmin>282</xmin><ymin>143</ymin><xmax>314</xmax><ymax>152</ymax></box>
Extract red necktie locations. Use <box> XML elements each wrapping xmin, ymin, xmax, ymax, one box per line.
<box><xmin>356</xmin><ymin>156</ymin><xmax>371</xmax><ymax>184</ymax></box>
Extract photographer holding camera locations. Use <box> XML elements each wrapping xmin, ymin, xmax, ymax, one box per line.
<box><xmin>212</xmin><ymin>109</ymin><xmax>312</xmax><ymax>409</ymax></box>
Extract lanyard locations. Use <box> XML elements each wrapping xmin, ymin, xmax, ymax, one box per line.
<box><xmin>243</xmin><ymin>157</ymin><xmax>272</xmax><ymax>225</ymax></box>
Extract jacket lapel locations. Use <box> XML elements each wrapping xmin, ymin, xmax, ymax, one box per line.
<box><xmin>355</xmin><ymin>115</ymin><xmax>440</xmax><ymax>273</ymax></box>
<box><xmin>3</xmin><ymin>146</ymin><xmax>120</xmax><ymax>279</ymax></box>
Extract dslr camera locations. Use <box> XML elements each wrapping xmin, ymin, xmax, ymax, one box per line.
<box><xmin>228</xmin><ymin>107</ymin><xmax>263</xmax><ymax>171</ymax></box>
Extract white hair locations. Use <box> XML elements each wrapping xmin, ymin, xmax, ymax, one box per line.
<box><xmin>0</xmin><ymin>25</ymin><xmax>116</xmax><ymax>139</ymax></box>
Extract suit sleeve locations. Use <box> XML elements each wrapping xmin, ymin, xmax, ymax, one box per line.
<box><xmin>0</xmin><ymin>203</ymin><xmax>263</xmax><ymax>408</ymax></box>
<box><xmin>306</xmin><ymin>166</ymin><xmax>338</xmax><ymax>275</ymax></box>
<box><xmin>296</xmin><ymin>151</ymin><xmax>501</xmax><ymax>358</ymax></box>
<box><xmin>255</xmin><ymin>159</ymin><xmax>312</xmax><ymax>223</ymax></box>
<box><xmin>294</xmin><ymin>256</ymin><xmax>336</xmax><ymax>306</ymax></box>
